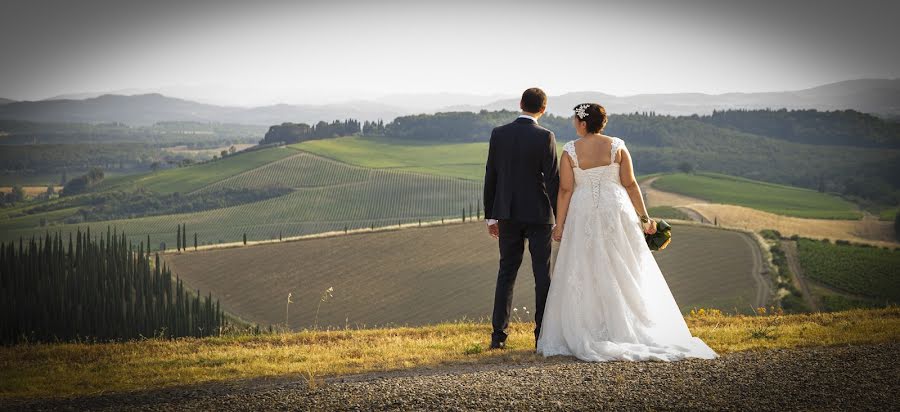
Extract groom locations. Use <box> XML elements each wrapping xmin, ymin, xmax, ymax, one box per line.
<box><xmin>483</xmin><ymin>87</ymin><xmax>559</xmax><ymax>349</ymax></box>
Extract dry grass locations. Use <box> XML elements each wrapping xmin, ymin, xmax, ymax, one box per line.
<box><xmin>687</xmin><ymin>204</ymin><xmax>897</xmax><ymax>248</ymax></box>
<box><xmin>0</xmin><ymin>186</ymin><xmax>52</xmax><ymax>197</ymax></box>
<box><xmin>1</xmin><ymin>307</ymin><xmax>898</xmax><ymax>400</ymax></box>
<box><xmin>643</xmin><ymin>176</ymin><xmax>708</xmax><ymax>207</ymax></box>
<box><xmin>642</xmin><ymin>176</ymin><xmax>897</xmax><ymax>248</ymax></box>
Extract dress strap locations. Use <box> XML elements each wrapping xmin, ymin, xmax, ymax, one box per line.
<box><xmin>610</xmin><ymin>137</ymin><xmax>623</xmax><ymax>164</ymax></box>
<box><xmin>563</xmin><ymin>140</ymin><xmax>579</xmax><ymax>168</ymax></box>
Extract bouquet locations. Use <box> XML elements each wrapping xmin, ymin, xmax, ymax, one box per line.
<box><xmin>645</xmin><ymin>219</ymin><xmax>672</xmax><ymax>251</ymax></box>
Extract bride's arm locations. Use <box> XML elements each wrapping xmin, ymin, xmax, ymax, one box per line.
<box><xmin>618</xmin><ymin>146</ymin><xmax>656</xmax><ymax>233</ymax></box>
<box><xmin>552</xmin><ymin>153</ymin><xmax>575</xmax><ymax>241</ymax></box>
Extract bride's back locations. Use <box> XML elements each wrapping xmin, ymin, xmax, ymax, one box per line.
<box><xmin>573</xmin><ymin>135</ymin><xmax>619</xmax><ymax>169</ymax></box>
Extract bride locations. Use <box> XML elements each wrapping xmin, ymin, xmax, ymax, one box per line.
<box><xmin>536</xmin><ymin>103</ymin><xmax>718</xmax><ymax>362</ymax></box>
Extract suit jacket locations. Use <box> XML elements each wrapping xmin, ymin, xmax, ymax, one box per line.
<box><xmin>483</xmin><ymin>116</ymin><xmax>560</xmax><ymax>225</ymax></box>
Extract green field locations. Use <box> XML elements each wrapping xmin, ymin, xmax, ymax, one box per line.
<box><xmin>95</xmin><ymin>146</ymin><xmax>300</xmax><ymax>194</ymax></box>
<box><xmin>0</xmin><ymin>150</ymin><xmax>482</xmax><ymax>249</ymax></box>
<box><xmin>796</xmin><ymin>238</ymin><xmax>900</xmax><ymax>303</ymax></box>
<box><xmin>294</xmin><ymin>136</ymin><xmax>569</xmax><ymax>181</ymax></box>
<box><xmin>197</xmin><ymin>151</ymin><xmax>371</xmax><ymax>191</ymax></box>
<box><xmin>647</xmin><ymin>206</ymin><xmax>691</xmax><ymax>220</ymax></box>
<box><xmin>294</xmin><ymin>136</ymin><xmax>490</xmax><ymax>181</ymax></box>
<box><xmin>652</xmin><ymin>172</ymin><xmax>862</xmax><ymax>219</ymax></box>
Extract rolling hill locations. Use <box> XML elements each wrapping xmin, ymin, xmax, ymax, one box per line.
<box><xmin>293</xmin><ymin>136</ymin><xmax>497</xmax><ymax>181</ymax></box>
<box><xmin>162</xmin><ymin>221</ymin><xmax>768</xmax><ymax>330</ymax></box>
<box><xmin>650</xmin><ymin>172</ymin><xmax>862</xmax><ymax>219</ymax></box>
<box><xmin>0</xmin><ymin>147</ymin><xmax>483</xmax><ymax>248</ymax></box>
<box><xmin>324</xmin><ymin>110</ymin><xmax>900</xmax><ymax>209</ymax></box>
<box><xmin>5</xmin><ymin>130</ymin><xmax>892</xmax><ymax>251</ymax></box>
<box><xmin>95</xmin><ymin>145</ymin><xmax>301</xmax><ymax>194</ymax></box>
<box><xmin>293</xmin><ymin>136</ymin><xmax>884</xmax><ymax>220</ymax></box>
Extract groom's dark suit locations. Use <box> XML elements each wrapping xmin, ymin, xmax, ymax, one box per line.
<box><xmin>483</xmin><ymin>115</ymin><xmax>559</xmax><ymax>345</ymax></box>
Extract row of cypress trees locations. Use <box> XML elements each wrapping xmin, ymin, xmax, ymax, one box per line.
<box><xmin>0</xmin><ymin>226</ymin><xmax>225</xmax><ymax>345</ymax></box>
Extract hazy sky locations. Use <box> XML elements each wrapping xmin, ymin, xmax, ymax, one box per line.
<box><xmin>1</xmin><ymin>0</ymin><xmax>898</xmax><ymax>105</ymax></box>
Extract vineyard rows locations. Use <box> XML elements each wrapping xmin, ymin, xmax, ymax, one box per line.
<box><xmin>2</xmin><ymin>152</ymin><xmax>485</xmax><ymax>250</ymax></box>
<box><xmin>796</xmin><ymin>238</ymin><xmax>899</xmax><ymax>302</ymax></box>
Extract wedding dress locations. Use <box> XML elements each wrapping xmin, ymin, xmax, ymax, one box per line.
<box><xmin>536</xmin><ymin>137</ymin><xmax>718</xmax><ymax>362</ymax></box>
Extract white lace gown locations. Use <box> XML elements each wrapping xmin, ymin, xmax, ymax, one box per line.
<box><xmin>536</xmin><ymin>137</ymin><xmax>718</xmax><ymax>362</ymax></box>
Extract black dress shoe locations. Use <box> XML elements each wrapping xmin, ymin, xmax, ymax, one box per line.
<box><xmin>489</xmin><ymin>340</ymin><xmax>506</xmax><ymax>350</ymax></box>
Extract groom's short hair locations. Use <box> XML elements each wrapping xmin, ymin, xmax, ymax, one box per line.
<box><xmin>520</xmin><ymin>88</ymin><xmax>547</xmax><ymax>113</ymax></box>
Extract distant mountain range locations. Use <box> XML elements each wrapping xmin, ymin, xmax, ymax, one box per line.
<box><xmin>0</xmin><ymin>98</ymin><xmax>15</xmax><ymax>105</ymax></box>
<box><xmin>446</xmin><ymin>79</ymin><xmax>900</xmax><ymax>119</ymax></box>
<box><xmin>0</xmin><ymin>94</ymin><xmax>405</xmax><ymax>126</ymax></box>
<box><xmin>0</xmin><ymin>79</ymin><xmax>897</xmax><ymax>126</ymax></box>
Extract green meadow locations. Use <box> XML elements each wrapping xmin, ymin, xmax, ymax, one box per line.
<box><xmin>293</xmin><ymin>136</ymin><xmax>568</xmax><ymax>181</ymax></box>
<box><xmin>95</xmin><ymin>146</ymin><xmax>301</xmax><ymax>194</ymax></box>
<box><xmin>651</xmin><ymin>172</ymin><xmax>862</xmax><ymax>220</ymax></box>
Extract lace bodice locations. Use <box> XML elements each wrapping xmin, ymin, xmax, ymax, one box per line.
<box><xmin>562</xmin><ymin>137</ymin><xmax>631</xmax><ymax>240</ymax></box>
<box><xmin>563</xmin><ymin>137</ymin><xmax>627</xmax><ymax>196</ymax></box>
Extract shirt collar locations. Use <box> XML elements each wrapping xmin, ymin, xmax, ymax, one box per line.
<box><xmin>517</xmin><ymin>114</ymin><xmax>538</xmax><ymax>123</ymax></box>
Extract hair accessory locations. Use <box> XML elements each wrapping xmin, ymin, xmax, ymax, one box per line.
<box><xmin>574</xmin><ymin>104</ymin><xmax>590</xmax><ymax>119</ymax></box>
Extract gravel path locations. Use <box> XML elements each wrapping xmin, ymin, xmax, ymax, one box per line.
<box><xmin>5</xmin><ymin>343</ymin><xmax>898</xmax><ymax>411</ymax></box>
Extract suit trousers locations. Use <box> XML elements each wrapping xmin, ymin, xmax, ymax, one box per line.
<box><xmin>491</xmin><ymin>219</ymin><xmax>553</xmax><ymax>344</ymax></box>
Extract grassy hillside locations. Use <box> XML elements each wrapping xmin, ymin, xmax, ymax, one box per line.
<box><xmin>0</xmin><ymin>151</ymin><xmax>482</xmax><ymax>248</ymax></box>
<box><xmin>2</xmin><ymin>307</ymin><xmax>898</xmax><ymax>399</ymax></box>
<box><xmin>295</xmin><ymin>136</ymin><xmax>564</xmax><ymax>181</ymax></box>
<box><xmin>195</xmin><ymin>151</ymin><xmax>370</xmax><ymax>191</ymax></box>
<box><xmin>162</xmin><ymin>221</ymin><xmax>765</xmax><ymax>331</ymax></box>
<box><xmin>94</xmin><ymin>146</ymin><xmax>300</xmax><ymax>194</ymax></box>
<box><xmin>296</xmin><ymin>137</ymin><xmax>873</xmax><ymax>220</ymax></box>
<box><xmin>651</xmin><ymin>172</ymin><xmax>862</xmax><ymax>219</ymax></box>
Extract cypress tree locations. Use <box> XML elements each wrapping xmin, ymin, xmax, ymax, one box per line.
<box><xmin>0</xmin><ymin>229</ymin><xmax>225</xmax><ymax>344</ymax></box>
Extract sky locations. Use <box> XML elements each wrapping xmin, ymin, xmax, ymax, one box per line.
<box><xmin>1</xmin><ymin>0</ymin><xmax>898</xmax><ymax>106</ymax></box>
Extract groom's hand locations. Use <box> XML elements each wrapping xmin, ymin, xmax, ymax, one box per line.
<box><xmin>487</xmin><ymin>222</ymin><xmax>499</xmax><ymax>239</ymax></box>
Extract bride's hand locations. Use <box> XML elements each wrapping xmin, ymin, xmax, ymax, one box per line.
<box><xmin>643</xmin><ymin>219</ymin><xmax>657</xmax><ymax>235</ymax></box>
<box><xmin>552</xmin><ymin>224</ymin><xmax>564</xmax><ymax>242</ymax></box>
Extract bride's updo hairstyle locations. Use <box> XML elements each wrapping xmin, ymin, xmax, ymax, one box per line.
<box><xmin>573</xmin><ymin>103</ymin><xmax>608</xmax><ymax>133</ymax></box>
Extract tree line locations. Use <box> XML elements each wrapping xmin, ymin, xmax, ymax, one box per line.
<box><xmin>62</xmin><ymin>167</ymin><xmax>105</xmax><ymax>196</ymax></box>
<box><xmin>0</xmin><ymin>227</ymin><xmax>225</xmax><ymax>345</ymax></box>
<box><xmin>261</xmin><ymin>119</ymin><xmax>362</xmax><ymax>144</ymax></box>
<box><xmin>695</xmin><ymin>108</ymin><xmax>900</xmax><ymax>148</ymax></box>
